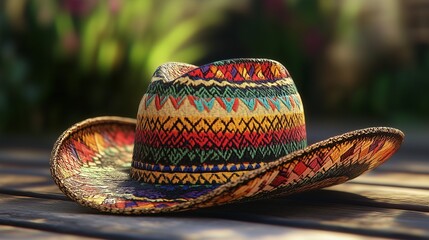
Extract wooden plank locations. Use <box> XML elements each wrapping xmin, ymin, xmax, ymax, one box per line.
<box><xmin>0</xmin><ymin>195</ymin><xmax>367</xmax><ymax>240</ymax></box>
<box><xmin>351</xmin><ymin>171</ymin><xmax>429</xmax><ymax>190</ymax></box>
<box><xmin>1</xmin><ymin>192</ymin><xmax>428</xmax><ymax>239</ymax></box>
<box><xmin>0</xmin><ymin>164</ymin><xmax>68</xmax><ymax>200</ymax></box>
<box><xmin>0</xmin><ymin>148</ymin><xmax>50</xmax><ymax>167</ymax></box>
<box><xmin>0</xmin><ymin>225</ymin><xmax>97</xmax><ymax>240</ymax></box>
<box><xmin>199</xmin><ymin>195</ymin><xmax>429</xmax><ymax>239</ymax></box>
<box><xmin>0</xmin><ymin>169</ymin><xmax>63</xmax><ymax>197</ymax></box>
<box><xmin>374</xmin><ymin>157</ymin><xmax>429</xmax><ymax>174</ymax></box>
<box><xmin>293</xmin><ymin>183</ymin><xmax>429</xmax><ymax>212</ymax></box>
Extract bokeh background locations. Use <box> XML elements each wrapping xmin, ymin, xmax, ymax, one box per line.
<box><xmin>1</xmin><ymin>0</ymin><xmax>428</xmax><ymax>135</ymax></box>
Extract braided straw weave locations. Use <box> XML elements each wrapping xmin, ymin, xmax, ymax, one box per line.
<box><xmin>50</xmin><ymin>58</ymin><xmax>404</xmax><ymax>214</ymax></box>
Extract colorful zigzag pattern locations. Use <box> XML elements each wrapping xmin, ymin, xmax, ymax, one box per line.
<box><xmin>132</xmin><ymin>59</ymin><xmax>307</xmax><ymax>184</ymax></box>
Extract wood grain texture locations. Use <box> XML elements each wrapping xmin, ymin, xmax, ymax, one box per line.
<box><xmin>0</xmin><ymin>225</ymin><xmax>97</xmax><ymax>240</ymax></box>
<box><xmin>0</xmin><ymin>194</ymin><xmax>369</xmax><ymax>240</ymax></box>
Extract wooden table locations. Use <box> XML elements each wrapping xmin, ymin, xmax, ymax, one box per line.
<box><xmin>1</xmin><ymin>125</ymin><xmax>428</xmax><ymax>239</ymax></box>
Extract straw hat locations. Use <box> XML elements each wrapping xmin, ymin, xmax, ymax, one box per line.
<box><xmin>50</xmin><ymin>59</ymin><xmax>404</xmax><ymax>214</ymax></box>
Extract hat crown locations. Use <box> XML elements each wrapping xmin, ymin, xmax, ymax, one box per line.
<box><xmin>131</xmin><ymin>59</ymin><xmax>307</xmax><ymax>184</ymax></box>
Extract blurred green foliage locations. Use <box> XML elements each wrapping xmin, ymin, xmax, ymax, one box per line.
<box><xmin>0</xmin><ymin>0</ymin><xmax>428</xmax><ymax>134</ymax></box>
<box><xmin>353</xmin><ymin>47</ymin><xmax>429</xmax><ymax>122</ymax></box>
<box><xmin>0</xmin><ymin>0</ymin><xmax>241</xmax><ymax>132</ymax></box>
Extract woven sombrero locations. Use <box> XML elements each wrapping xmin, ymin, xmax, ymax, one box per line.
<box><xmin>50</xmin><ymin>58</ymin><xmax>404</xmax><ymax>214</ymax></box>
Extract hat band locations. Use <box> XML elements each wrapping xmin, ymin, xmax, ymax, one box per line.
<box><xmin>130</xmin><ymin>162</ymin><xmax>266</xmax><ymax>184</ymax></box>
<box><xmin>130</xmin><ymin>168</ymin><xmax>248</xmax><ymax>185</ymax></box>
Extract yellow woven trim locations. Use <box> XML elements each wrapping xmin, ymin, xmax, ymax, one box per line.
<box><xmin>136</xmin><ymin>112</ymin><xmax>305</xmax><ymax>132</ymax></box>
<box><xmin>138</xmin><ymin>94</ymin><xmax>303</xmax><ymax>117</ymax></box>
<box><xmin>130</xmin><ymin>167</ymin><xmax>249</xmax><ymax>184</ymax></box>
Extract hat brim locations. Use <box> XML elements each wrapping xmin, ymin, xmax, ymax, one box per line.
<box><xmin>50</xmin><ymin>116</ymin><xmax>403</xmax><ymax>214</ymax></box>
